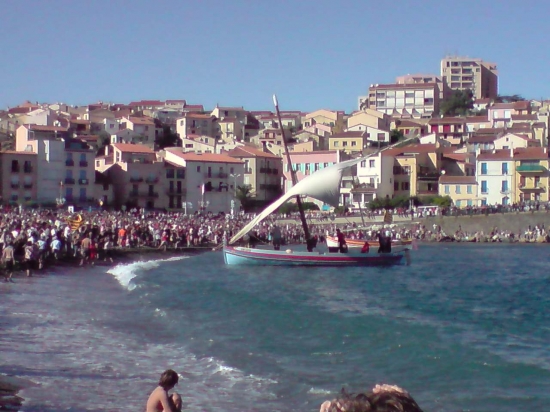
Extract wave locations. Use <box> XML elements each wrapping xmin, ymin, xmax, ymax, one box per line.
<box><xmin>107</xmin><ymin>256</ymin><xmax>190</xmax><ymax>291</ymax></box>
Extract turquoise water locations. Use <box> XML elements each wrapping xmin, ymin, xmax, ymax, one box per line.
<box><xmin>1</xmin><ymin>244</ymin><xmax>549</xmax><ymax>411</ymax></box>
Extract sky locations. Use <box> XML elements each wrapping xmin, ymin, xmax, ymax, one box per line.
<box><xmin>1</xmin><ymin>0</ymin><xmax>549</xmax><ymax>113</ymax></box>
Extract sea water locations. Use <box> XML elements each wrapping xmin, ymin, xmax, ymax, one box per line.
<box><xmin>1</xmin><ymin>244</ymin><xmax>549</xmax><ymax>412</ymax></box>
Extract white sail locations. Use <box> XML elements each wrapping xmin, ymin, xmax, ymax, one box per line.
<box><xmin>228</xmin><ymin>137</ymin><xmax>418</xmax><ymax>245</ymax></box>
<box><xmin>228</xmin><ymin>157</ymin><xmax>363</xmax><ymax>244</ymax></box>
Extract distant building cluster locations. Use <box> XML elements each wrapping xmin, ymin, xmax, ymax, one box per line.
<box><xmin>0</xmin><ymin>55</ymin><xmax>548</xmax><ymax>212</ymax></box>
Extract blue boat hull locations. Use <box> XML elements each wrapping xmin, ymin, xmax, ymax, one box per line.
<box><xmin>223</xmin><ymin>246</ymin><xmax>406</xmax><ymax>266</ymax></box>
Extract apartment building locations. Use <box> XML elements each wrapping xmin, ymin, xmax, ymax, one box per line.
<box><xmin>439</xmin><ymin>176</ymin><xmax>479</xmax><ymax>207</ymax></box>
<box><xmin>476</xmin><ymin>149</ymin><xmax>514</xmax><ymax>206</ymax></box>
<box><xmin>176</xmin><ymin>113</ymin><xmax>219</xmax><ymax>141</ymax></box>
<box><xmin>163</xmin><ymin>148</ymin><xmax>244</xmax><ymax>213</ymax></box>
<box><xmin>366</xmin><ymin>83</ymin><xmax>441</xmax><ymax>118</ymax></box>
<box><xmin>513</xmin><ymin>147</ymin><xmax>550</xmax><ymax>203</ymax></box>
<box><xmin>440</xmin><ymin>56</ymin><xmax>498</xmax><ymax>100</ymax></box>
<box><xmin>227</xmin><ymin>146</ymin><xmax>282</xmax><ymax>204</ymax></box>
<box><xmin>98</xmin><ymin>144</ymin><xmax>165</xmax><ymax>209</ymax></box>
<box><xmin>0</xmin><ymin>151</ymin><xmax>37</xmax><ymax>205</ymax></box>
<box><xmin>15</xmin><ymin>125</ymin><xmax>96</xmax><ymax>205</ymax></box>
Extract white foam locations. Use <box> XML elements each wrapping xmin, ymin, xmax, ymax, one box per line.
<box><xmin>107</xmin><ymin>256</ymin><xmax>189</xmax><ymax>291</ymax></box>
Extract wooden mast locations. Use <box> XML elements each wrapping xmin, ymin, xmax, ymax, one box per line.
<box><xmin>273</xmin><ymin>95</ymin><xmax>314</xmax><ymax>250</ymax></box>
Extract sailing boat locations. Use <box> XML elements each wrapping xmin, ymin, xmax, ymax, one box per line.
<box><xmin>222</xmin><ymin>96</ymin><xmax>409</xmax><ymax>266</ymax></box>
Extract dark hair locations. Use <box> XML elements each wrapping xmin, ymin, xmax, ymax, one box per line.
<box><xmin>158</xmin><ymin>369</ymin><xmax>179</xmax><ymax>389</ymax></box>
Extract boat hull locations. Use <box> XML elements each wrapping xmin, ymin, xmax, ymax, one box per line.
<box><xmin>223</xmin><ymin>246</ymin><xmax>406</xmax><ymax>266</ymax></box>
<box><xmin>325</xmin><ymin>236</ymin><xmax>413</xmax><ymax>249</ymax></box>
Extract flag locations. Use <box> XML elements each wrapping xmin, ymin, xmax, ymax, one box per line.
<box><xmin>383</xmin><ymin>210</ymin><xmax>393</xmax><ymax>224</ymax></box>
<box><xmin>201</xmin><ymin>183</ymin><xmax>205</xmax><ymax>195</ymax></box>
<box><xmin>67</xmin><ymin>214</ymin><xmax>84</xmax><ymax>231</ymax></box>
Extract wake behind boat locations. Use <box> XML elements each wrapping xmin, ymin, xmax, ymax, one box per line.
<box><xmin>222</xmin><ymin>95</ymin><xmax>413</xmax><ymax>267</ymax></box>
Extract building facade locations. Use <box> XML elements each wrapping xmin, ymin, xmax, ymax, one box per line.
<box><xmin>440</xmin><ymin>56</ymin><xmax>498</xmax><ymax>100</ymax></box>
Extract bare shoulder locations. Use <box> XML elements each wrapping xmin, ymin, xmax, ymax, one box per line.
<box><xmin>146</xmin><ymin>386</ymin><xmax>168</xmax><ymax>412</ymax></box>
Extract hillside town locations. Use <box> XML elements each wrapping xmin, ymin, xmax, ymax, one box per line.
<box><xmin>0</xmin><ymin>55</ymin><xmax>548</xmax><ymax>215</ymax></box>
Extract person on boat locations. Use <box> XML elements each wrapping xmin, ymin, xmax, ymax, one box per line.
<box><xmin>306</xmin><ymin>235</ymin><xmax>318</xmax><ymax>252</ymax></box>
<box><xmin>146</xmin><ymin>369</ymin><xmax>181</xmax><ymax>412</ymax></box>
<box><xmin>360</xmin><ymin>241</ymin><xmax>370</xmax><ymax>254</ymax></box>
<box><xmin>377</xmin><ymin>231</ymin><xmax>392</xmax><ymax>253</ymax></box>
<box><xmin>271</xmin><ymin>225</ymin><xmax>282</xmax><ymax>250</ymax></box>
<box><xmin>336</xmin><ymin>229</ymin><xmax>348</xmax><ymax>253</ymax></box>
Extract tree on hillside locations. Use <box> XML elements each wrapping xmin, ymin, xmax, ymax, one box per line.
<box><xmin>495</xmin><ymin>94</ymin><xmax>526</xmax><ymax>103</ymax></box>
<box><xmin>440</xmin><ymin>90</ymin><xmax>474</xmax><ymax>116</ymax></box>
<box><xmin>156</xmin><ymin>126</ymin><xmax>181</xmax><ymax>149</ymax></box>
<box><xmin>390</xmin><ymin>129</ymin><xmax>405</xmax><ymax>143</ymax></box>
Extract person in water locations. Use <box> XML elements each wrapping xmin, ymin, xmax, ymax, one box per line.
<box><xmin>146</xmin><ymin>369</ymin><xmax>181</xmax><ymax>412</ymax></box>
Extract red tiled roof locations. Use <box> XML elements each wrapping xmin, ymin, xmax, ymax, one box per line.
<box><xmin>24</xmin><ymin>124</ymin><xmax>68</xmax><ymax>132</ymax></box>
<box><xmin>511</xmin><ymin>114</ymin><xmax>537</xmax><ymax>121</ymax></box>
<box><xmin>513</xmin><ymin>101</ymin><xmax>530</xmax><ymax>110</ymax></box>
<box><xmin>397</xmin><ymin>120</ymin><xmax>423</xmax><ymax>128</ymax></box>
<box><xmin>439</xmin><ymin>175</ymin><xmax>477</xmax><ymax>184</ymax></box>
<box><xmin>331</xmin><ymin>131</ymin><xmax>366</xmax><ymax>138</ymax></box>
<box><xmin>128</xmin><ymin>116</ymin><xmax>155</xmax><ymax>125</ymax></box>
<box><xmin>382</xmin><ymin>144</ymin><xmax>437</xmax><ymax>157</ymax></box>
<box><xmin>227</xmin><ymin>146</ymin><xmax>280</xmax><ymax>159</ymax></box>
<box><xmin>513</xmin><ymin>147</ymin><xmax>549</xmax><ymax>160</ymax></box>
<box><xmin>0</xmin><ymin>150</ymin><xmax>37</xmax><ymax>155</ymax></box>
<box><xmin>468</xmin><ymin>135</ymin><xmax>497</xmax><ymax>144</ymax></box>
<box><xmin>475</xmin><ymin>127</ymin><xmax>504</xmax><ymax>134</ymax></box>
<box><xmin>183</xmin><ymin>113</ymin><xmax>214</xmax><ymax>119</ymax></box>
<box><xmin>128</xmin><ymin>100</ymin><xmax>164</xmax><ymax>107</ymax></box>
<box><xmin>184</xmin><ymin>104</ymin><xmax>204</xmax><ymax>110</ymax></box>
<box><xmin>112</xmin><ymin>143</ymin><xmax>154</xmax><ymax>154</ymax></box>
<box><xmin>166</xmin><ymin>148</ymin><xmax>244</xmax><ymax>164</ymax></box>
<box><xmin>477</xmin><ymin>149</ymin><xmax>513</xmax><ymax>161</ymax></box>
<box><xmin>491</xmin><ymin>103</ymin><xmax>515</xmax><ymax>109</ymax></box>
<box><xmin>443</xmin><ymin>153</ymin><xmax>468</xmax><ymax>162</ymax></box>
<box><xmin>465</xmin><ymin>116</ymin><xmax>489</xmax><ymax>122</ymax></box>
<box><xmin>428</xmin><ymin>117</ymin><xmax>466</xmax><ymax>125</ymax></box>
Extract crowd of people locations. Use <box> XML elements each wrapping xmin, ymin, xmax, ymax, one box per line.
<box><xmin>2</xmin><ymin>204</ymin><xmax>550</xmax><ymax>281</ymax></box>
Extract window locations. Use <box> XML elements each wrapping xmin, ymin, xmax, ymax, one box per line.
<box><xmin>455</xmin><ymin>185</ymin><xmax>461</xmax><ymax>194</ymax></box>
<box><xmin>66</xmin><ymin>169</ymin><xmax>73</xmax><ymax>178</ymax></box>
<box><xmin>481</xmin><ymin>180</ymin><xmax>488</xmax><ymax>193</ymax></box>
<box><xmin>343</xmin><ymin>141</ymin><xmax>348</xmax><ymax>147</ymax></box>
<box><xmin>401</xmin><ymin>182</ymin><xmax>409</xmax><ymax>190</ymax></box>
<box><xmin>230</xmin><ymin>167</ymin><xmax>234</xmax><ymax>174</ymax></box>
<box><xmin>467</xmin><ymin>200</ymin><xmax>472</xmax><ymax>206</ymax></box>
<box><xmin>360</xmin><ymin>160</ymin><xmax>366</xmax><ymax>167</ymax></box>
<box><xmin>79</xmin><ymin>188</ymin><xmax>86</xmax><ymax>200</ymax></box>
<box><xmin>481</xmin><ymin>163</ymin><xmax>487</xmax><ymax>175</ymax></box>
<box><xmin>445</xmin><ymin>185</ymin><xmax>450</xmax><ymax>194</ymax></box>
<box><xmin>166</xmin><ymin>169</ymin><xmax>175</xmax><ymax>179</ymax></box>
<box><xmin>394</xmin><ymin>181</ymin><xmax>399</xmax><ymax>191</ymax></box>
<box><xmin>369</xmin><ymin>159</ymin><xmax>375</xmax><ymax>168</ymax></box>
<box><xmin>79</xmin><ymin>170</ymin><xmax>86</xmax><ymax>180</ymax></box>
<box><xmin>351</xmin><ymin>141</ymin><xmax>357</xmax><ymax>147</ymax></box>
<box><xmin>481</xmin><ymin>199</ymin><xmax>487</xmax><ymax>206</ymax></box>
<box><xmin>501</xmin><ymin>180</ymin><xmax>508</xmax><ymax>192</ymax></box>
<box><xmin>502</xmin><ymin>163</ymin><xmax>508</xmax><ymax>175</ymax></box>
<box><xmin>196</xmin><ymin>166</ymin><xmax>201</xmax><ymax>172</ymax></box>
<box><xmin>467</xmin><ymin>185</ymin><xmax>472</xmax><ymax>194</ymax></box>
<box><xmin>334</xmin><ymin>141</ymin><xmax>339</xmax><ymax>147</ymax></box>
<box><xmin>456</xmin><ymin>200</ymin><xmax>462</xmax><ymax>207</ymax></box>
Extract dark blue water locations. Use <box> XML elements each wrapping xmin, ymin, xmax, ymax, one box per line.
<box><xmin>1</xmin><ymin>244</ymin><xmax>549</xmax><ymax>411</ymax></box>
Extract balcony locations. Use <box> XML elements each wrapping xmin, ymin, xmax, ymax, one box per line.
<box><xmin>65</xmin><ymin>160</ymin><xmax>74</xmax><ymax>167</ymax></box>
<box><xmin>517</xmin><ymin>164</ymin><xmax>546</xmax><ymax>173</ymax></box>
<box><xmin>65</xmin><ymin>178</ymin><xmax>75</xmax><ymax>185</ymax></box>
<box><xmin>23</xmin><ymin>166</ymin><xmax>33</xmax><ymax>173</ymax></box>
<box><xmin>10</xmin><ymin>183</ymin><xmax>20</xmax><ymax>189</ymax></box>
<box><xmin>416</xmin><ymin>171</ymin><xmax>441</xmax><ymax>180</ymax></box>
<box><xmin>519</xmin><ymin>182</ymin><xmax>545</xmax><ymax>191</ymax></box>
<box><xmin>129</xmin><ymin>191</ymin><xmax>159</xmax><ymax>198</ymax></box>
<box><xmin>78</xmin><ymin>178</ymin><xmax>89</xmax><ymax>185</ymax></box>
<box><xmin>79</xmin><ymin>161</ymin><xmax>88</xmax><ymax>167</ymax></box>
<box><xmin>145</xmin><ymin>176</ymin><xmax>159</xmax><ymax>184</ymax></box>
<box><xmin>129</xmin><ymin>177</ymin><xmax>144</xmax><ymax>183</ymax></box>
<box><xmin>244</xmin><ymin>168</ymin><xmax>252</xmax><ymax>174</ymax></box>
<box><xmin>23</xmin><ymin>183</ymin><xmax>33</xmax><ymax>189</ymax></box>
<box><xmin>11</xmin><ymin>166</ymin><xmax>19</xmax><ymax>173</ymax></box>
<box><xmin>167</xmin><ymin>188</ymin><xmax>187</xmax><ymax>195</ymax></box>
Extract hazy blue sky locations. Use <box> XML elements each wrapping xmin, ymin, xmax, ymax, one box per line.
<box><xmin>1</xmin><ymin>0</ymin><xmax>548</xmax><ymax>112</ymax></box>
